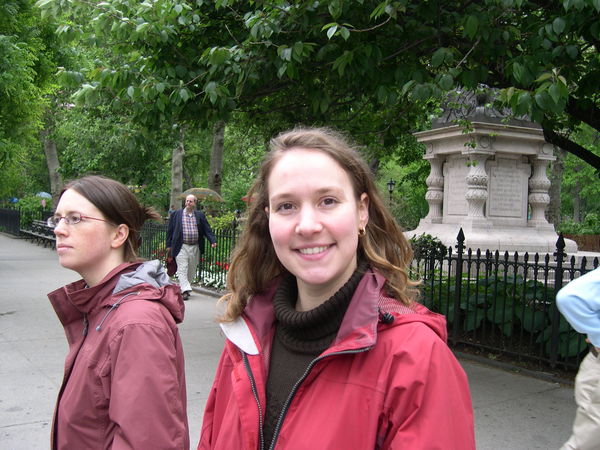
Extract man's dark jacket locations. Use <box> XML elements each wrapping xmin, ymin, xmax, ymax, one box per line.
<box><xmin>166</xmin><ymin>208</ymin><xmax>217</xmax><ymax>258</ymax></box>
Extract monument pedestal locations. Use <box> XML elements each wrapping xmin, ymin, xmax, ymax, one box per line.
<box><xmin>407</xmin><ymin>101</ymin><xmax>578</xmax><ymax>256</ymax></box>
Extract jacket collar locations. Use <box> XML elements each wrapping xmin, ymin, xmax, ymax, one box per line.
<box><xmin>47</xmin><ymin>260</ymin><xmax>184</xmax><ymax>329</ymax></box>
<box><xmin>221</xmin><ymin>268</ymin><xmax>386</xmax><ymax>355</ymax></box>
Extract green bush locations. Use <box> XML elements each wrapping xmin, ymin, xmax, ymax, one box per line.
<box><xmin>207</xmin><ymin>211</ymin><xmax>237</xmax><ymax>230</ymax></box>
<box><xmin>422</xmin><ymin>273</ymin><xmax>587</xmax><ymax>359</ymax></box>
<box><xmin>17</xmin><ymin>196</ymin><xmax>52</xmax><ymax>228</ymax></box>
<box><xmin>557</xmin><ymin>213</ymin><xmax>600</xmax><ymax>235</ymax></box>
<box><xmin>409</xmin><ymin>233</ymin><xmax>447</xmax><ymax>260</ymax></box>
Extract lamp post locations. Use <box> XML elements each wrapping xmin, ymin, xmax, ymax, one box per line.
<box><xmin>386</xmin><ymin>179</ymin><xmax>396</xmax><ymax>206</ymax></box>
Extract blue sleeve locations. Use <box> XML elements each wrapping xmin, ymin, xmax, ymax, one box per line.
<box><xmin>556</xmin><ymin>267</ymin><xmax>600</xmax><ymax>347</ymax></box>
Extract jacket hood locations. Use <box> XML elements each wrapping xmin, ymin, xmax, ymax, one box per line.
<box><xmin>48</xmin><ymin>260</ymin><xmax>184</xmax><ymax>330</ymax></box>
<box><xmin>113</xmin><ymin>259</ymin><xmax>172</xmax><ymax>293</ymax></box>
<box><xmin>221</xmin><ymin>268</ymin><xmax>448</xmax><ymax>355</ymax></box>
<box><xmin>112</xmin><ymin>260</ymin><xmax>184</xmax><ymax>323</ymax></box>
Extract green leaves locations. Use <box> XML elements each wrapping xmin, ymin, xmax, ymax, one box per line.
<box><xmin>438</xmin><ymin>73</ymin><xmax>454</xmax><ymax>91</ymax></box>
<box><xmin>29</xmin><ymin>0</ymin><xmax>600</xmax><ymax>172</ymax></box>
<box><xmin>512</xmin><ymin>62</ymin><xmax>526</xmax><ymax>84</ymax></box>
<box><xmin>552</xmin><ymin>17</ymin><xmax>566</xmax><ymax>35</ymax></box>
<box><xmin>208</xmin><ymin>47</ymin><xmax>231</xmax><ymax>66</ymax></box>
<box><xmin>322</xmin><ymin>22</ymin><xmax>352</xmax><ymax>41</ymax></box>
<box><xmin>464</xmin><ymin>15</ymin><xmax>479</xmax><ymax>39</ymax></box>
<box><xmin>332</xmin><ymin>50</ymin><xmax>354</xmax><ymax>76</ymax></box>
<box><xmin>431</xmin><ymin>47</ymin><xmax>453</xmax><ymax>68</ymax></box>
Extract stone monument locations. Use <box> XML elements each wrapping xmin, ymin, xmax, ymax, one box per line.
<box><xmin>407</xmin><ymin>92</ymin><xmax>577</xmax><ymax>254</ymax></box>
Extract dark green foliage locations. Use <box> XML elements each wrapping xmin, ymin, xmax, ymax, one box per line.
<box><xmin>421</xmin><ymin>272</ymin><xmax>587</xmax><ymax>359</ymax></box>
<box><xmin>37</xmin><ymin>0</ymin><xmax>600</xmax><ymax>169</ymax></box>
<box><xmin>558</xmin><ymin>213</ymin><xmax>600</xmax><ymax>235</ymax></box>
<box><xmin>16</xmin><ymin>195</ymin><xmax>52</xmax><ymax>228</ymax></box>
<box><xmin>409</xmin><ymin>233</ymin><xmax>447</xmax><ymax>261</ymax></box>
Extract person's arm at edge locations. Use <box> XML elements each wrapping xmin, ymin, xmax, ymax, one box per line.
<box><xmin>556</xmin><ymin>267</ymin><xmax>600</xmax><ymax>348</ymax></box>
<box><xmin>166</xmin><ymin>209</ymin><xmax>176</xmax><ymax>250</ymax></box>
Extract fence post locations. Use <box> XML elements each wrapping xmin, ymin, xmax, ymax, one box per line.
<box><xmin>550</xmin><ymin>233</ymin><xmax>567</xmax><ymax>367</ymax></box>
<box><xmin>452</xmin><ymin>228</ymin><xmax>465</xmax><ymax>345</ymax></box>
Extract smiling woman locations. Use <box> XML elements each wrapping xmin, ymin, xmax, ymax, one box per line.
<box><xmin>198</xmin><ymin>127</ymin><xmax>476</xmax><ymax>449</ymax></box>
<box><xmin>266</xmin><ymin>148</ymin><xmax>369</xmax><ymax>312</ymax></box>
<box><xmin>47</xmin><ymin>175</ymin><xmax>189</xmax><ymax>450</ymax></box>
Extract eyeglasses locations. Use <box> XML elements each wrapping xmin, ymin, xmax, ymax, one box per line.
<box><xmin>47</xmin><ymin>212</ymin><xmax>112</xmax><ymax>228</ymax></box>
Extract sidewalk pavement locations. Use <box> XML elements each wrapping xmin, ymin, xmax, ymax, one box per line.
<box><xmin>0</xmin><ymin>233</ymin><xmax>576</xmax><ymax>449</ymax></box>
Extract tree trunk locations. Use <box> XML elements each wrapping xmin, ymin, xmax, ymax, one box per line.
<box><xmin>40</xmin><ymin>120</ymin><xmax>63</xmax><ymax>207</ymax></box>
<box><xmin>570</xmin><ymin>162</ymin><xmax>584</xmax><ymax>223</ymax></box>
<box><xmin>208</xmin><ymin>120</ymin><xmax>225</xmax><ymax>194</ymax></box>
<box><xmin>169</xmin><ymin>126</ymin><xmax>185</xmax><ymax>210</ymax></box>
<box><xmin>573</xmin><ymin>178</ymin><xmax>582</xmax><ymax>223</ymax></box>
<box><xmin>546</xmin><ymin>147</ymin><xmax>564</xmax><ymax>227</ymax></box>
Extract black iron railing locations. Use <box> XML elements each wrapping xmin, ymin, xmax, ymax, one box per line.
<box><xmin>0</xmin><ymin>208</ymin><xmax>20</xmax><ymax>235</ymax></box>
<box><xmin>0</xmin><ymin>207</ymin><xmax>52</xmax><ymax>236</ymax></box>
<box><xmin>412</xmin><ymin>230</ymin><xmax>599</xmax><ymax>372</ymax></box>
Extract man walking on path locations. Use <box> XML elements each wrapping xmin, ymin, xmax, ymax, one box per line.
<box><xmin>167</xmin><ymin>194</ymin><xmax>217</xmax><ymax>300</ymax></box>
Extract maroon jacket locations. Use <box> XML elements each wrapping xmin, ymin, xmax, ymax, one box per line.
<box><xmin>48</xmin><ymin>260</ymin><xmax>189</xmax><ymax>449</ymax></box>
<box><xmin>199</xmin><ymin>268</ymin><xmax>475</xmax><ymax>449</ymax></box>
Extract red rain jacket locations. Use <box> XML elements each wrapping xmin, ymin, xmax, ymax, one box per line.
<box><xmin>48</xmin><ymin>261</ymin><xmax>189</xmax><ymax>450</ymax></box>
<box><xmin>199</xmin><ymin>268</ymin><xmax>475</xmax><ymax>449</ymax></box>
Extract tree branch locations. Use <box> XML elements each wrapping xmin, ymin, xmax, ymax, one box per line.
<box><xmin>351</xmin><ymin>16</ymin><xmax>391</xmax><ymax>33</ymax></box>
<box><xmin>454</xmin><ymin>37</ymin><xmax>480</xmax><ymax>70</ymax></box>
<box><xmin>543</xmin><ymin>126</ymin><xmax>600</xmax><ymax>170</ymax></box>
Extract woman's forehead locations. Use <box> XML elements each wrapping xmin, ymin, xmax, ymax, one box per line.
<box><xmin>56</xmin><ymin>189</ymin><xmax>97</xmax><ymax>213</ymax></box>
<box><xmin>269</xmin><ymin>148</ymin><xmax>353</xmax><ymax>188</ymax></box>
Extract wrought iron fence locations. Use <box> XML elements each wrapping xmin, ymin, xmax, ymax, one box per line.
<box><xmin>411</xmin><ymin>229</ymin><xmax>599</xmax><ymax>372</ymax></box>
<box><xmin>0</xmin><ymin>207</ymin><xmax>52</xmax><ymax>235</ymax></box>
<box><xmin>139</xmin><ymin>221</ymin><xmax>236</xmax><ymax>290</ymax></box>
<box><xmin>0</xmin><ymin>208</ymin><xmax>20</xmax><ymax>235</ymax></box>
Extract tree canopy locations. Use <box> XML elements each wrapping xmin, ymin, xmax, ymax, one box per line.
<box><xmin>37</xmin><ymin>0</ymin><xmax>600</xmax><ymax>168</ymax></box>
<box><xmin>1</xmin><ymin>0</ymin><xmax>56</xmax><ymax>170</ymax></box>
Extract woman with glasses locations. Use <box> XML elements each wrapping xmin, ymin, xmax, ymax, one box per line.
<box><xmin>47</xmin><ymin>175</ymin><xmax>189</xmax><ymax>450</ymax></box>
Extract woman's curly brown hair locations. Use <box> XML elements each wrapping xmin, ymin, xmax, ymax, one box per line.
<box><xmin>220</xmin><ymin>127</ymin><xmax>419</xmax><ymax>322</ymax></box>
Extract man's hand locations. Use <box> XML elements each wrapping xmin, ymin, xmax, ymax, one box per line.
<box><xmin>211</xmin><ymin>243</ymin><xmax>217</xmax><ymax>248</ymax></box>
<box><xmin>585</xmin><ymin>338</ymin><xmax>599</xmax><ymax>357</ymax></box>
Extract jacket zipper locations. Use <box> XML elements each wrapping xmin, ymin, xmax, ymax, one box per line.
<box><xmin>264</xmin><ymin>346</ymin><xmax>372</xmax><ymax>450</ymax></box>
<box><xmin>242</xmin><ymin>351</ymin><xmax>265</xmax><ymax>450</ymax></box>
<box><xmin>52</xmin><ymin>313</ymin><xmax>90</xmax><ymax>448</ymax></box>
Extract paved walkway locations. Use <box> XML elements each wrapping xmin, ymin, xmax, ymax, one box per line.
<box><xmin>0</xmin><ymin>233</ymin><xmax>576</xmax><ymax>449</ymax></box>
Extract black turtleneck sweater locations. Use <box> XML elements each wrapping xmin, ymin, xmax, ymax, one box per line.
<box><xmin>263</xmin><ymin>262</ymin><xmax>368</xmax><ymax>447</ymax></box>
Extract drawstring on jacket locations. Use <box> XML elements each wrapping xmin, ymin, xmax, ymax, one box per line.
<box><xmin>378</xmin><ymin>308</ymin><xmax>395</xmax><ymax>324</ymax></box>
<box><xmin>96</xmin><ymin>292</ymin><xmax>139</xmax><ymax>331</ymax></box>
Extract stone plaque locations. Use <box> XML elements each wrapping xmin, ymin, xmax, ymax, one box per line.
<box><xmin>443</xmin><ymin>157</ymin><xmax>469</xmax><ymax>216</ymax></box>
<box><xmin>487</xmin><ymin>158</ymin><xmax>529</xmax><ymax>219</ymax></box>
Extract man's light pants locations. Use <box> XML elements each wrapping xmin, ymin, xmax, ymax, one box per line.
<box><xmin>561</xmin><ymin>351</ymin><xmax>600</xmax><ymax>450</ymax></box>
<box><xmin>175</xmin><ymin>243</ymin><xmax>199</xmax><ymax>293</ymax></box>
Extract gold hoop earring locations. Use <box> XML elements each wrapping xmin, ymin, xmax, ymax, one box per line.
<box><xmin>358</xmin><ymin>227</ymin><xmax>366</xmax><ymax>237</ymax></box>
